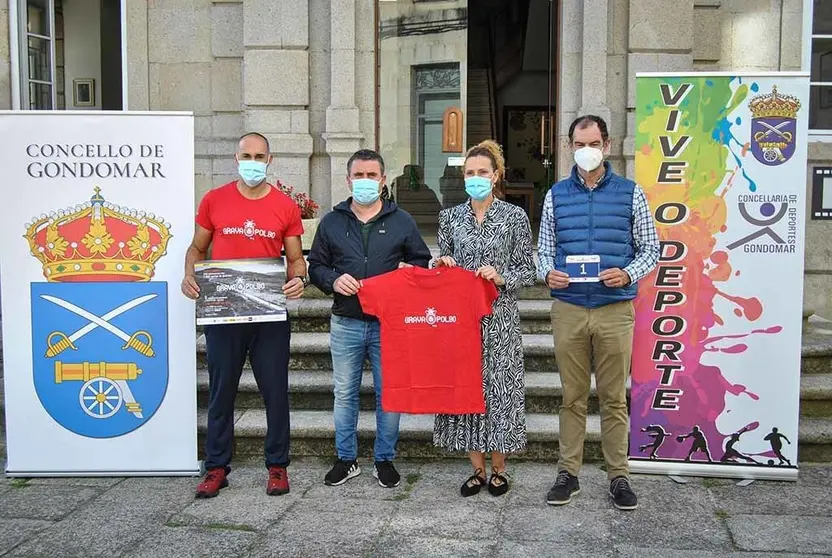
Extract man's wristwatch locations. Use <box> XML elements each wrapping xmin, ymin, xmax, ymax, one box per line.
<box><xmin>299</xmin><ymin>275</ymin><xmax>309</xmax><ymax>287</ymax></box>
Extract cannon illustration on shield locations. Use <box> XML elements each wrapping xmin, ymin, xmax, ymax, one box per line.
<box><xmin>54</xmin><ymin>361</ymin><xmax>144</xmax><ymax>419</ymax></box>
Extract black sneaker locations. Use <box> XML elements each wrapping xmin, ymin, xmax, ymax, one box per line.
<box><xmin>324</xmin><ymin>459</ymin><xmax>361</xmax><ymax>486</ymax></box>
<box><xmin>546</xmin><ymin>470</ymin><xmax>581</xmax><ymax>505</ymax></box>
<box><xmin>609</xmin><ymin>476</ymin><xmax>638</xmax><ymax>510</ymax></box>
<box><xmin>373</xmin><ymin>460</ymin><xmax>401</xmax><ymax>488</ymax></box>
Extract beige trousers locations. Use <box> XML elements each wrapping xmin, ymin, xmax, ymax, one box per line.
<box><xmin>551</xmin><ymin>298</ymin><xmax>634</xmax><ymax>480</ymax></box>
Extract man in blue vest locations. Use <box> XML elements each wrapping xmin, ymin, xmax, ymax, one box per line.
<box><xmin>538</xmin><ymin>115</ymin><xmax>659</xmax><ymax>511</ymax></box>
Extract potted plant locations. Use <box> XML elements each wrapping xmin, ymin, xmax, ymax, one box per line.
<box><xmin>275</xmin><ymin>180</ymin><xmax>320</xmax><ymax>251</ymax></box>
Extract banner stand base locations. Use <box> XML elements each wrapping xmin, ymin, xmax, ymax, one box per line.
<box><xmin>4</xmin><ymin>468</ymin><xmax>202</xmax><ymax>478</ymax></box>
<box><xmin>630</xmin><ymin>459</ymin><xmax>798</xmax><ymax>482</ymax></box>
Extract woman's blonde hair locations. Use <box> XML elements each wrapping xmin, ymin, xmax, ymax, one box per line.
<box><xmin>464</xmin><ymin>140</ymin><xmax>505</xmax><ymax>181</ymax></box>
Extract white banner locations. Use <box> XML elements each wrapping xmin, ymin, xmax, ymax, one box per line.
<box><xmin>629</xmin><ymin>73</ymin><xmax>809</xmax><ymax>481</ymax></box>
<box><xmin>0</xmin><ymin>111</ymin><xmax>199</xmax><ymax>476</ymax></box>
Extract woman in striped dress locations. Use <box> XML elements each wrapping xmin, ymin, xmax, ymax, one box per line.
<box><xmin>432</xmin><ymin>140</ymin><xmax>537</xmax><ymax>496</ymax></box>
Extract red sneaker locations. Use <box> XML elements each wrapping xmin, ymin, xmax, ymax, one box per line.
<box><xmin>195</xmin><ymin>467</ymin><xmax>228</xmax><ymax>498</ymax></box>
<box><xmin>267</xmin><ymin>466</ymin><xmax>290</xmax><ymax>496</ymax></box>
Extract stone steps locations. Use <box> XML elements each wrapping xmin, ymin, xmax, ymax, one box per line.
<box><xmin>196</xmin><ymin>330</ymin><xmax>832</xmax><ymax>375</ymax></box>
<box><xmin>195</xmin><ymin>408</ymin><xmax>832</xmax><ymax>463</ymax></box>
<box><xmin>189</xmin><ymin>306</ymin><xmax>832</xmax><ymax>464</ymax></box>
<box><xmin>195</xmin><ymin>369</ymin><xmax>832</xmax><ymax>418</ymax></box>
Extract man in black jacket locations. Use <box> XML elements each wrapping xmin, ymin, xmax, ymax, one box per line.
<box><xmin>308</xmin><ymin>149</ymin><xmax>431</xmax><ymax>488</ymax></box>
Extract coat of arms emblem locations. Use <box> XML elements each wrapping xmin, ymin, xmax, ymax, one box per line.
<box><xmin>749</xmin><ymin>85</ymin><xmax>801</xmax><ymax>166</ymax></box>
<box><xmin>26</xmin><ymin>187</ymin><xmax>171</xmax><ymax>438</ymax></box>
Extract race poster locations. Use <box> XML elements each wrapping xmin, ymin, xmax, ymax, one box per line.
<box><xmin>194</xmin><ymin>258</ymin><xmax>287</xmax><ymax>325</ymax></box>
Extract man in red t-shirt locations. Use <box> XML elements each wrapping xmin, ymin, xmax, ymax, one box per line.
<box><xmin>181</xmin><ymin>132</ymin><xmax>308</xmax><ymax>499</ymax></box>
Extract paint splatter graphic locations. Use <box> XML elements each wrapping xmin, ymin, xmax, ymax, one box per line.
<box><xmin>630</xmin><ymin>76</ymin><xmax>799</xmax><ymax>465</ymax></box>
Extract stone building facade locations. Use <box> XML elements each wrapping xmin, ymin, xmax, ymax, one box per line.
<box><xmin>1</xmin><ymin>0</ymin><xmax>831</xmax><ymax>317</ymax></box>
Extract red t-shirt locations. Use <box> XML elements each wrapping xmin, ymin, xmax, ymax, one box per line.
<box><xmin>195</xmin><ymin>181</ymin><xmax>304</xmax><ymax>259</ymax></box>
<box><xmin>357</xmin><ymin>266</ymin><xmax>499</xmax><ymax>415</ymax></box>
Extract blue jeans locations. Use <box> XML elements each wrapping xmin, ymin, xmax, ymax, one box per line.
<box><xmin>330</xmin><ymin>314</ymin><xmax>400</xmax><ymax>462</ymax></box>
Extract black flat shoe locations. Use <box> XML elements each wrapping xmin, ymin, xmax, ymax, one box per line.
<box><xmin>460</xmin><ymin>468</ymin><xmax>486</xmax><ymax>497</ymax></box>
<box><xmin>488</xmin><ymin>468</ymin><xmax>510</xmax><ymax>497</ymax></box>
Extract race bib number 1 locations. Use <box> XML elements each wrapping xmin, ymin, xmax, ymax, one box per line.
<box><xmin>566</xmin><ymin>255</ymin><xmax>601</xmax><ymax>283</ymax></box>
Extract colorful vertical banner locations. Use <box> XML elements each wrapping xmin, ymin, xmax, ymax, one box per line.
<box><xmin>629</xmin><ymin>73</ymin><xmax>809</xmax><ymax>481</ymax></box>
<box><xmin>0</xmin><ymin>112</ymin><xmax>199</xmax><ymax>476</ymax></box>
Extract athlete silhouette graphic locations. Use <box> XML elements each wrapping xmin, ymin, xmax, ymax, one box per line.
<box><xmin>720</xmin><ymin>426</ymin><xmax>757</xmax><ymax>464</ymax></box>
<box><xmin>763</xmin><ymin>427</ymin><xmax>792</xmax><ymax>466</ymax></box>
<box><xmin>639</xmin><ymin>424</ymin><xmax>671</xmax><ymax>459</ymax></box>
<box><xmin>677</xmin><ymin>425</ymin><xmax>713</xmax><ymax>462</ymax></box>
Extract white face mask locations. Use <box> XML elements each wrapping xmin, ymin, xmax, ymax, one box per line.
<box><xmin>573</xmin><ymin>146</ymin><xmax>604</xmax><ymax>172</ymax></box>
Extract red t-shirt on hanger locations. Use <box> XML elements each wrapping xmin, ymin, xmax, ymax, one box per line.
<box><xmin>357</xmin><ymin>265</ymin><xmax>499</xmax><ymax>415</ymax></box>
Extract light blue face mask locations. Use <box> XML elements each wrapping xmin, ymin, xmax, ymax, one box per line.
<box><xmin>352</xmin><ymin>178</ymin><xmax>381</xmax><ymax>205</ymax></box>
<box><xmin>465</xmin><ymin>176</ymin><xmax>493</xmax><ymax>201</ymax></box>
<box><xmin>238</xmin><ymin>160</ymin><xmax>268</xmax><ymax>187</ymax></box>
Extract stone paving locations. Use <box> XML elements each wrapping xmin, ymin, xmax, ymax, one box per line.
<box><xmin>1</xmin><ymin>431</ymin><xmax>831</xmax><ymax>558</ymax></box>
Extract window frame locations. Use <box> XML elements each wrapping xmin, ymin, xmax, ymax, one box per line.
<box><xmin>8</xmin><ymin>0</ymin><xmax>130</xmax><ymax>110</ymax></box>
<box><xmin>411</xmin><ymin>63</ymin><xmax>462</xmax><ymax>165</ymax></box>
<box><xmin>805</xmin><ymin>0</ymin><xmax>832</xmax><ymax>138</ymax></box>
<box><xmin>20</xmin><ymin>0</ymin><xmax>57</xmax><ymax>110</ymax></box>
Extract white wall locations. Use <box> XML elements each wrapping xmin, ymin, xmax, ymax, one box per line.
<box><xmin>64</xmin><ymin>0</ymin><xmax>101</xmax><ymax>110</ymax></box>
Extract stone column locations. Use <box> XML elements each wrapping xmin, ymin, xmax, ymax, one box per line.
<box><xmin>243</xmin><ymin>0</ymin><xmax>314</xmax><ymax>193</ymax></box>
<box><xmin>125</xmin><ymin>0</ymin><xmax>149</xmax><ymax>111</ymax></box>
<box><xmin>148</xmin><ymin>0</ymin><xmax>213</xmax><ymax>198</ymax></box>
<box><xmin>578</xmin><ymin>0</ymin><xmax>611</xmax><ymax>124</ymax></box>
<box><xmin>623</xmin><ymin>0</ymin><xmax>694</xmax><ymax>178</ymax></box>
<box><xmin>323</xmin><ymin>0</ymin><xmax>365</xmax><ymax>208</ymax></box>
<box><xmin>0</xmin><ymin>2</ymin><xmax>12</xmax><ymax>109</ymax></box>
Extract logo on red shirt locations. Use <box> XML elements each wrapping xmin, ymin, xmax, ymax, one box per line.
<box><xmin>221</xmin><ymin>219</ymin><xmax>276</xmax><ymax>240</ymax></box>
<box><xmin>404</xmin><ymin>307</ymin><xmax>458</xmax><ymax>327</ymax></box>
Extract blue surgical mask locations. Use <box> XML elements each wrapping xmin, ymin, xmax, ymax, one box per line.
<box><xmin>352</xmin><ymin>178</ymin><xmax>381</xmax><ymax>205</ymax></box>
<box><xmin>465</xmin><ymin>176</ymin><xmax>493</xmax><ymax>201</ymax></box>
<box><xmin>238</xmin><ymin>160</ymin><xmax>268</xmax><ymax>187</ymax></box>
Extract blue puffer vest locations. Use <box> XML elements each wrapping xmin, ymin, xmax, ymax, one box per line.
<box><xmin>549</xmin><ymin>162</ymin><xmax>637</xmax><ymax>308</ymax></box>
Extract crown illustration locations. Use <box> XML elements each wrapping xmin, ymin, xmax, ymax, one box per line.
<box><xmin>24</xmin><ymin>187</ymin><xmax>172</xmax><ymax>282</ymax></box>
<box><xmin>749</xmin><ymin>85</ymin><xmax>801</xmax><ymax>119</ymax></box>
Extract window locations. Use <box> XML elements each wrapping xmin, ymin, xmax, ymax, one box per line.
<box><xmin>13</xmin><ymin>0</ymin><xmax>124</xmax><ymax>110</ymax></box>
<box><xmin>22</xmin><ymin>0</ymin><xmax>58</xmax><ymax>109</ymax></box>
<box><xmin>413</xmin><ymin>64</ymin><xmax>462</xmax><ymax>206</ymax></box>
<box><xmin>809</xmin><ymin>0</ymin><xmax>832</xmax><ymax>131</ymax></box>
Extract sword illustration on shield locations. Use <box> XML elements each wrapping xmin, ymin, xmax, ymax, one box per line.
<box><xmin>40</xmin><ymin>294</ymin><xmax>156</xmax><ymax>358</ymax></box>
<box><xmin>753</xmin><ymin>121</ymin><xmax>793</xmax><ymax>162</ymax></box>
<box><xmin>40</xmin><ymin>294</ymin><xmax>157</xmax><ymax>420</ymax></box>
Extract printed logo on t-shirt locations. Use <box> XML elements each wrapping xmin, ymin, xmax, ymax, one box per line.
<box><xmin>404</xmin><ymin>307</ymin><xmax>457</xmax><ymax>327</ymax></box>
<box><xmin>222</xmin><ymin>219</ymin><xmax>276</xmax><ymax>240</ymax></box>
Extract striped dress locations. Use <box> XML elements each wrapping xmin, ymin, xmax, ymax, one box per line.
<box><xmin>433</xmin><ymin>198</ymin><xmax>537</xmax><ymax>453</ymax></box>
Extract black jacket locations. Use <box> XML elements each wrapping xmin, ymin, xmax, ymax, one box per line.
<box><xmin>308</xmin><ymin>198</ymin><xmax>432</xmax><ymax>320</ymax></box>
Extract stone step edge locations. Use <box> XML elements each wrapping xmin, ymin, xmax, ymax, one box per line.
<box><xmin>282</xmin><ymin>298</ymin><xmax>554</xmax><ymax>319</ymax></box>
<box><xmin>195</xmin><ymin>333</ymin><xmax>832</xmax><ymax>359</ymax></box>
<box><xmin>197</xmin><ymin>408</ymin><xmax>832</xmax><ymax>445</ymax></box>
<box><xmin>301</xmin><ymin>283</ymin><xmax>554</xmax><ymax>299</ymax></box>
<box><xmin>278</xmin><ymin>299</ymin><xmax>826</xmax><ymax>323</ymax></box>
<box><xmin>195</xmin><ymin>369</ymin><xmax>832</xmax><ymax>400</ymax></box>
